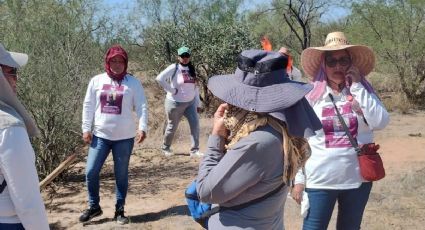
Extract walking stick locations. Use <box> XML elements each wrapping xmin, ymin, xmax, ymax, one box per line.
<box><xmin>39</xmin><ymin>153</ymin><xmax>78</xmax><ymax>189</ymax></box>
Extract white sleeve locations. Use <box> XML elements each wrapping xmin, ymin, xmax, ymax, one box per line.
<box><xmin>133</xmin><ymin>79</ymin><xmax>149</xmax><ymax>133</ymax></box>
<box><xmin>155</xmin><ymin>64</ymin><xmax>177</xmax><ymax>94</ymax></box>
<box><xmin>350</xmin><ymin>82</ymin><xmax>390</xmax><ymax>130</ymax></box>
<box><xmin>294</xmin><ymin>167</ymin><xmax>306</xmax><ymax>185</ymax></box>
<box><xmin>82</xmin><ymin>78</ymin><xmax>96</xmax><ymax>133</ymax></box>
<box><xmin>0</xmin><ymin>127</ymin><xmax>49</xmax><ymax>230</ymax></box>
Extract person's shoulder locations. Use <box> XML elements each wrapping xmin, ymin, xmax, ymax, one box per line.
<box><xmin>255</xmin><ymin>125</ymin><xmax>282</xmax><ymax>145</ymax></box>
<box><xmin>125</xmin><ymin>74</ymin><xmax>142</xmax><ymax>83</ymax></box>
<box><xmin>166</xmin><ymin>63</ymin><xmax>178</xmax><ymax>71</ymax></box>
<box><xmin>91</xmin><ymin>72</ymin><xmax>107</xmax><ymax>81</ymax></box>
<box><xmin>124</xmin><ymin>74</ymin><xmax>146</xmax><ymax>88</ymax></box>
<box><xmin>237</xmin><ymin>125</ymin><xmax>282</xmax><ymax>149</ymax></box>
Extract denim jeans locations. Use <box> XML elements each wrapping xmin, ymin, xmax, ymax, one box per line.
<box><xmin>163</xmin><ymin>98</ymin><xmax>199</xmax><ymax>151</ymax></box>
<box><xmin>0</xmin><ymin>223</ymin><xmax>25</xmax><ymax>230</ymax></box>
<box><xmin>303</xmin><ymin>182</ymin><xmax>372</xmax><ymax>230</ymax></box>
<box><xmin>85</xmin><ymin>135</ymin><xmax>134</xmax><ymax>210</ymax></box>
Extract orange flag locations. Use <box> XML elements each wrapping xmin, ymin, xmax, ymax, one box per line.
<box><xmin>261</xmin><ymin>36</ymin><xmax>272</xmax><ymax>51</ymax></box>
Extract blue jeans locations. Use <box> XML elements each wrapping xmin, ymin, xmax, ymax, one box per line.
<box><xmin>163</xmin><ymin>98</ymin><xmax>199</xmax><ymax>151</ymax></box>
<box><xmin>85</xmin><ymin>135</ymin><xmax>134</xmax><ymax>210</ymax></box>
<box><xmin>303</xmin><ymin>182</ymin><xmax>372</xmax><ymax>230</ymax></box>
<box><xmin>0</xmin><ymin>223</ymin><xmax>25</xmax><ymax>230</ymax></box>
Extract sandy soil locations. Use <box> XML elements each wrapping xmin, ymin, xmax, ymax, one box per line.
<box><xmin>44</xmin><ymin>111</ymin><xmax>425</xmax><ymax>230</ymax></box>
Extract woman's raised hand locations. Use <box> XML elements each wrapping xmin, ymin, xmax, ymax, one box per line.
<box><xmin>212</xmin><ymin>103</ymin><xmax>229</xmax><ymax>138</ymax></box>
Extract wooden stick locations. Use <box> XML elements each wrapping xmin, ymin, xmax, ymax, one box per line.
<box><xmin>39</xmin><ymin>154</ymin><xmax>78</xmax><ymax>189</ymax></box>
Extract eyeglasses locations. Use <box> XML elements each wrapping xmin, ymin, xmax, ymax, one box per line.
<box><xmin>325</xmin><ymin>56</ymin><xmax>351</xmax><ymax>68</ymax></box>
<box><xmin>179</xmin><ymin>53</ymin><xmax>190</xmax><ymax>58</ymax></box>
<box><xmin>0</xmin><ymin>65</ymin><xmax>18</xmax><ymax>76</ymax></box>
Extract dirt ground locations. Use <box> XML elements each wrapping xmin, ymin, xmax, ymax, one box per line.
<box><xmin>44</xmin><ymin>111</ymin><xmax>425</xmax><ymax>230</ymax></box>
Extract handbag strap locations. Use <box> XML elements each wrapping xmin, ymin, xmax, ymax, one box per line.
<box><xmin>328</xmin><ymin>94</ymin><xmax>361</xmax><ymax>155</ymax></box>
<box><xmin>200</xmin><ymin>182</ymin><xmax>285</xmax><ymax>219</ymax></box>
<box><xmin>0</xmin><ymin>179</ymin><xmax>6</xmax><ymax>194</ymax></box>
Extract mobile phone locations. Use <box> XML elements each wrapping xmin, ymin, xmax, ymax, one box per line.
<box><xmin>345</xmin><ymin>65</ymin><xmax>353</xmax><ymax>88</ymax></box>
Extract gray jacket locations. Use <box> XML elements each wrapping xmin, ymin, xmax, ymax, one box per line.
<box><xmin>197</xmin><ymin>125</ymin><xmax>287</xmax><ymax>230</ymax></box>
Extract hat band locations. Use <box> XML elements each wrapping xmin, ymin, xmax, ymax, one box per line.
<box><xmin>238</xmin><ymin>55</ymin><xmax>287</xmax><ymax>74</ymax></box>
<box><xmin>325</xmin><ymin>37</ymin><xmax>350</xmax><ymax>46</ymax></box>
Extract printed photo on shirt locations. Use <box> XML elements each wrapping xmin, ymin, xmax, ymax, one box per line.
<box><xmin>100</xmin><ymin>84</ymin><xmax>124</xmax><ymax>114</ymax></box>
<box><xmin>181</xmin><ymin>69</ymin><xmax>195</xmax><ymax>83</ymax></box>
<box><xmin>321</xmin><ymin>102</ymin><xmax>358</xmax><ymax>148</ymax></box>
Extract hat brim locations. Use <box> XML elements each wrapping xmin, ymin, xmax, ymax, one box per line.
<box><xmin>301</xmin><ymin>45</ymin><xmax>375</xmax><ymax>79</ymax></box>
<box><xmin>208</xmin><ymin>72</ymin><xmax>313</xmax><ymax>113</ymax></box>
<box><xmin>269</xmin><ymin>98</ymin><xmax>322</xmax><ymax>138</ymax></box>
<box><xmin>0</xmin><ymin>51</ymin><xmax>28</xmax><ymax>68</ymax></box>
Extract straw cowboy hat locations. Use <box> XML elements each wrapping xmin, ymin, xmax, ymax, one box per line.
<box><xmin>208</xmin><ymin>49</ymin><xmax>322</xmax><ymax>137</ymax></box>
<box><xmin>301</xmin><ymin>31</ymin><xmax>375</xmax><ymax>78</ymax></box>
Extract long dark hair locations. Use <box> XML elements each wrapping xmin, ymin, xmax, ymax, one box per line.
<box><xmin>179</xmin><ymin>60</ymin><xmax>197</xmax><ymax>79</ymax></box>
<box><xmin>187</xmin><ymin>62</ymin><xmax>196</xmax><ymax>79</ymax></box>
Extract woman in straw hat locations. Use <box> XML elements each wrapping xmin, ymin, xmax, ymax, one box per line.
<box><xmin>196</xmin><ymin>49</ymin><xmax>322</xmax><ymax>229</ymax></box>
<box><xmin>292</xmin><ymin>32</ymin><xmax>390</xmax><ymax>230</ymax></box>
<box><xmin>0</xmin><ymin>44</ymin><xmax>49</xmax><ymax>229</ymax></box>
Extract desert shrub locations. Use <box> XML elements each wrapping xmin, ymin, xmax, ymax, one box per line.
<box><xmin>350</xmin><ymin>0</ymin><xmax>425</xmax><ymax>106</ymax></box>
<box><xmin>381</xmin><ymin>92</ymin><xmax>412</xmax><ymax>114</ymax></box>
<box><xmin>368</xmin><ymin>72</ymin><xmax>413</xmax><ymax>113</ymax></box>
<box><xmin>0</xmin><ymin>0</ymin><xmax>111</xmax><ymax>179</ymax></box>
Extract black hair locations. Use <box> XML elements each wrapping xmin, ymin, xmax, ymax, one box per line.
<box><xmin>179</xmin><ymin>61</ymin><xmax>197</xmax><ymax>79</ymax></box>
<box><xmin>187</xmin><ymin>62</ymin><xmax>197</xmax><ymax>79</ymax></box>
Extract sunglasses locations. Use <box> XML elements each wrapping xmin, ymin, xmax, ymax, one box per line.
<box><xmin>179</xmin><ymin>53</ymin><xmax>191</xmax><ymax>58</ymax></box>
<box><xmin>0</xmin><ymin>65</ymin><xmax>18</xmax><ymax>76</ymax></box>
<box><xmin>325</xmin><ymin>56</ymin><xmax>351</xmax><ymax>68</ymax></box>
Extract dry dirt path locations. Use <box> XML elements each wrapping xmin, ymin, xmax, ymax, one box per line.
<box><xmin>44</xmin><ymin>111</ymin><xmax>425</xmax><ymax>229</ymax></box>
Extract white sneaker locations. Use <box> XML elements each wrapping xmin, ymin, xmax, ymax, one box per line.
<box><xmin>161</xmin><ymin>146</ymin><xmax>174</xmax><ymax>156</ymax></box>
<box><xmin>190</xmin><ymin>150</ymin><xmax>204</xmax><ymax>157</ymax></box>
<box><xmin>162</xmin><ymin>149</ymin><xmax>174</xmax><ymax>156</ymax></box>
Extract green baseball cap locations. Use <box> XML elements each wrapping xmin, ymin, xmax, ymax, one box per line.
<box><xmin>177</xmin><ymin>46</ymin><xmax>191</xmax><ymax>56</ymax></box>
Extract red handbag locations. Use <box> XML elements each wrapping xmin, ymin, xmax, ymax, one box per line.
<box><xmin>329</xmin><ymin>94</ymin><xmax>386</xmax><ymax>181</ymax></box>
<box><xmin>358</xmin><ymin>143</ymin><xmax>385</xmax><ymax>181</ymax></box>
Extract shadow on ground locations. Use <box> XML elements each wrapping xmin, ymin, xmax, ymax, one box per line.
<box><xmin>130</xmin><ymin>205</ymin><xmax>190</xmax><ymax>223</ymax></box>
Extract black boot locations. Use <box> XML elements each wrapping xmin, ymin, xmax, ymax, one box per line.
<box><xmin>79</xmin><ymin>206</ymin><xmax>103</xmax><ymax>222</ymax></box>
<box><xmin>114</xmin><ymin>207</ymin><xmax>129</xmax><ymax>225</ymax></box>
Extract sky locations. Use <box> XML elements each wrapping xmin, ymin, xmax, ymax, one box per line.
<box><xmin>102</xmin><ymin>0</ymin><xmax>350</xmax><ymax>23</ymax></box>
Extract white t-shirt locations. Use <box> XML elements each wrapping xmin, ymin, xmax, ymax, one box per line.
<box><xmin>156</xmin><ymin>63</ymin><xmax>201</xmax><ymax>106</ymax></box>
<box><xmin>295</xmin><ymin>83</ymin><xmax>390</xmax><ymax>189</ymax></box>
<box><xmin>81</xmin><ymin>73</ymin><xmax>148</xmax><ymax>140</ymax></box>
<box><xmin>0</xmin><ymin>126</ymin><xmax>49</xmax><ymax>229</ymax></box>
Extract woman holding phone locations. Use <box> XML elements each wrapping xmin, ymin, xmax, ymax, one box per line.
<box><xmin>292</xmin><ymin>32</ymin><xmax>390</xmax><ymax>230</ymax></box>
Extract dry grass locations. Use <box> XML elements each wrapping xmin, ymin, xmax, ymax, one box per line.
<box><xmin>368</xmin><ymin>72</ymin><xmax>413</xmax><ymax>113</ymax></box>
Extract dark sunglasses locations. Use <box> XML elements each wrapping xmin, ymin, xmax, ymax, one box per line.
<box><xmin>325</xmin><ymin>56</ymin><xmax>351</xmax><ymax>68</ymax></box>
<box><xmin>179</xmin><ymin>53</ymin><xmax>191</xmax><ymax>58</ymax></box>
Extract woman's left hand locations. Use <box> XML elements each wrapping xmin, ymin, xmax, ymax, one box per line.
<box><xmin>346</xmin><ymin>66</ymin><xmax>361</xmax><ymax>83</ymax></box>
<box><xmin>291</xmin><ymin>184</ymin><xmax>305</xmax><ymax>205</ymax></box>
<box><xmin>136</xmin><ymin>130</ymin><xmax>146</xmax><ymax>144</ymax></box>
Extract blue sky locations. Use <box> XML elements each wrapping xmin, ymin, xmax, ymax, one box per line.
<box><xmin>103</xmin><ymin>0</ymin><xmax>350</xmax><ymax>22</ymax></box>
